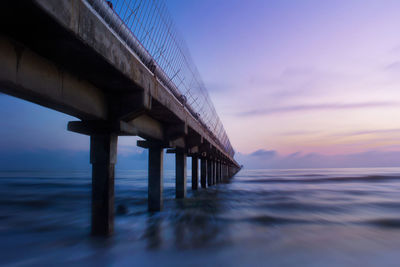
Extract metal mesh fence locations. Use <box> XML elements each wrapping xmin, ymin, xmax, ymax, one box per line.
<box><xmin>86</xmin><ymin>0</ymin><xmax>234</xmax><ymax>157</ymax></box>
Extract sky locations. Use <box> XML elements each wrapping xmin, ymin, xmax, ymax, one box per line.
<box><xmin>2</xmin><ymin>0</ymin><xmax>400</xmax><ymax>169</ymax></box>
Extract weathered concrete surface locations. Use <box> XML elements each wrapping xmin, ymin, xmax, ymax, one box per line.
<box><xmin>148</xmin><ymin>145</ymin><xmax>164</xmax><ymax>211</ymax></box>
<box><xmin>201</xmin><ymin>158</ymin><xmax>207</xmax><ymax>188</ymax></box>
<box><xmin>216</xmin><ymin>161</ymin><xmax>220</xmax><ymax>183</ymax></box>
<box><xmin>0</xmin><ymin>35</ymin><xmax>107</xmax><ymax>120</ymax></box>
<box><xmin>192</xmin><ymin>156</ymin><xmax>199</xmax><ymax>190</ymax></box>
<box><xmin>90</xmin><ymin>133</ymin><xmax>117</xmax><ymax>236</ymax></box>
<box><xmin>175</xmin><ymin>151</ymin><xmax>187</xmax><ymax>199</ymax></box>
<box><xmin>219</xmin><ymin>162</ymin><xmax>222</xmax><ymax>183</ymax></box>
<box><xmin>207</xmin><ymin>160</ymin><xmax>212</xmax><ymax>187</ymax></box>
<box><xmin>213</xmin><ymin>161</ymin><xmax>217</xmax><ymax>185</ymax></box>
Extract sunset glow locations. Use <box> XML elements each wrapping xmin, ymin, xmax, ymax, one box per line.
<box><xmin>167</xmin><ymin>0</ymin><xmax>400</xmax><ymax>158</ymax></box>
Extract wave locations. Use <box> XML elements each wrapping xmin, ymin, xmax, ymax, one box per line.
<box><xmin>365</xmin><ymin>218</ymin><xmax>400</xmax><ymax>229</ymax></box>
<box><xmin>240</xmin><ymin>175</ymin><xmax>400</xmax><ymax>184</ymax></box>
<box><xmin>243</xmin><ymin>215</ymin><xmax>306</xmax><ymax>225</ymax></box>
<box><xmin>258</xmin><ymin>201</ymin><xmax>348</xmax><ymax>213</ymax></box>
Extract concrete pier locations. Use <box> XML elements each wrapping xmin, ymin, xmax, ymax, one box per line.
<box><xmin>90</xmin><ymin>133</ymin><xmax>118</xmax><ymax>236</ymax></box>
<box><xmin>175</xmin><ymin>150</ymin><xmax>187</xmax><ymax>199</ymax></box>
<box><xmin>0</xmin><ymin>0</ymin><xmax>242</xmax><ymax>236</ymax></box>
<box><xmin>201</xmin><ymin>158</ymin><xmax>207</xmax><ymax>188</ymax></box>
<box><xmin>192</xmin><ymin>156</ymin><xmax>199</xmax><ymax>190</ymax></box>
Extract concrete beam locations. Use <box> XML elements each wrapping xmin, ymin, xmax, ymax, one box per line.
<box><xmin>110</xmin><ymin>90</ymin><xmax>152</xmax><ymax>121</ymax></box>
<box><xmin>168</xmin><ymin>137</ymin><xmax>186</xmax><ymax>149</ymax></box>
<box><xmin>166</xmin><ymin>123</ymin><xmax>188</xmax><ymax>141</ymax></box>
<box><xmin>68</xmin><ymin>120</ymin><xmax>138</xmax><ymax>136</ymax></box>
<box><xmin>188</xmin><ymin>146</ymin><xmax>199</xmax><ymax>155</ymax></box>
<box><xmin>129</xmin><ymin>115</ymin><xmax>164</xmax><ymax>141</ymax></box>
<box><xmin>0</xmin><ymin>34</ymin><xmax>108</xmax><ymax>120</ymax></box>
<box><xmin>186</xmin><ymin>134</ymin><xmax>203</xmax><ymax>148</ymax></box>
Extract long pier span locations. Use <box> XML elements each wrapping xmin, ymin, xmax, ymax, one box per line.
<box><xmin>0</xmin><ymin>0</ymin><xmax>240</xmax><ymax>236</ymax></box>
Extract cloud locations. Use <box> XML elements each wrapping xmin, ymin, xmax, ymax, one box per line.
<box><xmin>280</xmin><ymin>130</ymin><xmax>321</xmax><ymax>136</ymax></box>
<box><xmin>249</xmin><ymin>149</ymin><xmax>277</xmax><ymax>158</ymax></box>
<box><xmin>385</xmin><ymin>61</ymin><xmax>400</xmax><ymax>71</ymax></box>
<box><xmin>389</xmin><ymin>45</ymin><xmax>400</xmax><ymax>55</ymax></box>
<box><xmin>236</xmin><ymin>101</ymin><xmax>399</xmax><ymax>117</ymax></box>
<box><xmin>335</xmin><ymin>128</ymin><xmax>400</xmax><ymax>137</ymax></box>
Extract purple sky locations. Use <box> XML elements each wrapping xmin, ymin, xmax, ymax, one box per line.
<box><xmin>166</xmin><ymin>0</ymin><xmax>400</xmax><ymax>158</ymax></box>
<box><xmin>2</xmin><ymin>1</ymin><xmax>400</xmax><ymax>169</ymax></box>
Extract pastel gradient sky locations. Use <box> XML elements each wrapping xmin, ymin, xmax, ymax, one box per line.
<box><xmin>2</xmin><ymin>0</ymin><xmax>400</xmax><ymax>169</ymax></box>
<box><xmin>167</xmin><ymin>0</ymin><xmax>400</xmax><ymax>155</ymax></box>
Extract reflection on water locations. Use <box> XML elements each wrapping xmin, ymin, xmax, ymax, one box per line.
<box><xmin>1</xmin><ymin>168</ymin><xmax>400</xmax><ymax>266</ymax></box>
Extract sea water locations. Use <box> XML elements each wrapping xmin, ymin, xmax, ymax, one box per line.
<box><xmin>1</xmin><ymin>168</ymin><xmax>400</xmax><ymax>266</ymax></box>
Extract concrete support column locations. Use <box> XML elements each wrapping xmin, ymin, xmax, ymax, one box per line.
<box><xmin>191</xmin><ymin>156</ymin><xmax>199</xmax><ymax>190</ymax></box>
<box><xmin>175</xmin><ymin>150</ymin><xmax>187</xmax><ymax>199</ymax></box>
<box><xmin>148</xmin><ymin>145</ymin><xmax>164</xmax><ymax>211</ymax></box>
<box><xmin>223</xmin><ymin>164</ymin><xmax>227</xmax><ymax>181</ymax></box>
<box><xmin>217</xmin><ymin>161</ymin><xmax>221</xmax><ymax>183</ymax></box>
<box><xmin>214</xmin><ymin>160</ymin><xmax>218</xmax><ymax>184</ymax></box>
<box><xmin>207</xmin><ymin>159</ymin><xmax>212</xmax><ymax>187</ymax></box>
<box><xmin>216</xmin><ymin>161</ymin><xmax>219</xmax><ymax>184</ymax></box>
<box><xmin>90</xmin><ymin>133</ymin><xmax>118</xmax><ymax>236</ymax></box>
<box><xmin>220</xmin><ymin>162</ymin><xmax>223</xmax><ymax>182</ymax></box>
<box><xmin>213</xmin><ymin>160</ymin><xmax>217</xmax><ymax>185</ymax></box>
<box><xmin>221</xmin><ymin>162</ymin><xmax>225</xmax><ymax>183</ymax></box>
<box><xmin>201</xmin><ymin>158</ymin><xmax>207</xmax><ymax>188</ymax></box>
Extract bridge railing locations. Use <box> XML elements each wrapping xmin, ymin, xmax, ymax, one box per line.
<box><xmin>86</xmin><ymin>0</ymin><xmax>235</xmax><ymax>157</ymax></box>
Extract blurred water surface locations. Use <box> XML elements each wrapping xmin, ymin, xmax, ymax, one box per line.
<box><xmin>1</xmin><ymin>168</ymin><xmax>400</xmax><ymax>266</ymax></box>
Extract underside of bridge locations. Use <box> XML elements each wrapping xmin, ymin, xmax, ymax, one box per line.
<box><xmin>0</xmin><ymin>0</ymin><xmax>241</xmax><ymax>236</ymax></box>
